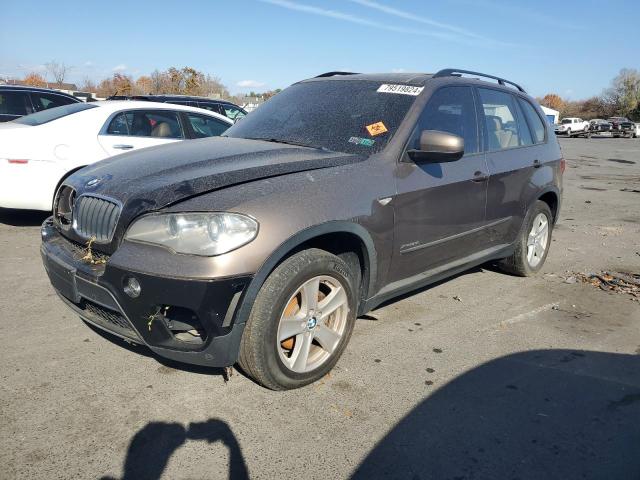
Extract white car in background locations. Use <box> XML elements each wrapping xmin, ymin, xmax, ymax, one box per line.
<box><xmin>555</xmin><ymin>117</ymin><xmax>589</xmax><ymax>136</ymax></box>
<box><xmin>635</xmin><ymin>123</ymin><xmax>640</xmax><ymax>138</ymax></box>
<box><xmin>0</xmin><ymin>101</ymin><xmax>232</xmax><ymax>211</ymax></box>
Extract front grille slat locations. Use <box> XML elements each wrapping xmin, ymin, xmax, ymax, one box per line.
<box><xmin>73</xmin><ymin>195</ymin><xmax>120</xmax><ymax>243</ymax></box>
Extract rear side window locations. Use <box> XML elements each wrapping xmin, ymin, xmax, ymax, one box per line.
<box><xmin>478</xmin><ymin>88</ymin><xmax>525</xmax><ymax>151</ymax></box>
<box><xmin>0</xmin><ymin>91</ymin><xmax>30</xmax><ymax>116</ymax></box>
<box><xmin>518</xmin><ymin>99</ymin><xmax>546</xmax><ymax>143</ymax></box>
<box><xmin>410</xmin><ymin>86</ymin><xmax>479</xmax><ymax>155</ymax></box>
<box><xmin>186</xmin><ymin>113</ymin><xmax>229</xmax><ymax>138</ymax></box>
<box><xmin>31</xmin><ymin>92</ymin><xmax>77</xmax><ymax>112</ymax></box>
<box><xmin>221</xmin><ymin>105</ymin><xmax>246</xmax><ymax>121</ymax></box>
<box><xmin>106</xmin><ymin>110</ymin><xmax>184</xmax><ymax>138</ymax></box>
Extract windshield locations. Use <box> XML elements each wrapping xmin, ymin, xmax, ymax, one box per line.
<box><xmin>561</xmin><ymin>119</ymin><xmax>572</xmax><ymax>124</ymax></box>
<box><xmin>14</xmin><ymin>103</ymin><xmax>97</xmax><ymax>126</ymax></box>
<box><xmin>224</xmin><ymin>80</ymin><xmax>418</xmax><ymax>154</ymax></box>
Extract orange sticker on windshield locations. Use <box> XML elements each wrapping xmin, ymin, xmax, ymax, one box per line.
<box><xmin>366</xmin><ymin>121</ymin><xmax>388</xmax><ymax>137</ymax></box>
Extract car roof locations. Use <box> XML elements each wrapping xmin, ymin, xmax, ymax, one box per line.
<box><xmin>130</xmin><ymin>94</ymin><xmax>241</xmax><ymax>106</ymax></box>
<box><xmin>300</xmin><ymin>72</ymin><xmax>434</xmax><ymax>86</ymax></box>
<box><xmin>0</xmin><ymin>84</ymin><xmax>79</xmax><ymax>98</ymax></box>
<box><xmin>91</xmin><ymin>100</ymin><xmax>233</xmax><ymax>123</ymax></box>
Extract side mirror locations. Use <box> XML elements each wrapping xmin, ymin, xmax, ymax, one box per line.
<box><xmin>407</xmin><ymin>130</ymin><xmax>464</xmax><ymax>163</ymax></box>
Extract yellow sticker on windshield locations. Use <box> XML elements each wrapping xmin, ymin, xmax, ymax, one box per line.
<box><xmin>366</xmin><ymin>121</ymin><xmax>388</xmax><ymax>137</ymax></box>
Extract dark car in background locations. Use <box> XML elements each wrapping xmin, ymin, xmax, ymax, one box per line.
<box><xmin>0</xmin><ymin>85</ymin><xmax>81</xmax><ymax>122</ymax></box>
<box><xmin>41</xmin><ymin>69</ymin><xmax>563</xmax><ymax>390</ymax></box>
<box><xmin>607</xmin><ymin>116</ymin><xmax>635</xmax><ymax>137</ymax></box>
<box><xmin>588</xmin><ymin>119</ymin><xmax>611</xmax><ymax>133</ymax></box>
<box><xmin>108</xmin><ymin>94</ymin><xmax>247</xmax><ymax>121</ymax></box>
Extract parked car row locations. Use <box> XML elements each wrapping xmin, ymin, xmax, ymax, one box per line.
<box><xmin>554</xmin><ymin>116</ymin><xmax>637</xmax><ymax>138</ymax></box>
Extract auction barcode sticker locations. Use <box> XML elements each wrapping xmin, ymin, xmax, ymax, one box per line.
<box><xmin>377</xmin><ymin>84</ymin><xmax>424</xmax><ymax>96</ymax></box>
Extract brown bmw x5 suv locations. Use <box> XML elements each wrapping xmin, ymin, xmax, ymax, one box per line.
<box><xmin>41</xmin><ymin>69</ymin><xmax>563</xmax><ymax>390</ymax></box>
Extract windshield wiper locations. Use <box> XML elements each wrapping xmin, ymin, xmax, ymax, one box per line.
<box><xmin>243</xmin><ymin>137</ymin><xmax>331</xmax><ymax>152</ymax></box>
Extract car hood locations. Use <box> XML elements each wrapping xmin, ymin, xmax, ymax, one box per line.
<box><xmin>63</xmin><ymin>136</ymin><xmax>365</xmax><ymax>249</ymax></box>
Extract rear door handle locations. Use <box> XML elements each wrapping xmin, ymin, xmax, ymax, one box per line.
<box><xmin>113</xmin><ymin>144</ymin><xmax>134</xmax><ymax>150</ymax></box>
<box><xmin>471</xmin><ymin>171</ymin><xmax>489</xmax><ymax>182</ymax></box>
<box><xmin>533</xmin><ymin>159</ymin><xmax>541</xmax><ymax>168</ymax></box>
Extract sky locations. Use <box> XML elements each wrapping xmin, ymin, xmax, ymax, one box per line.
<box><xmin>1</xmin><ymin>0</ymin><xmax>638</xmax><ymax>99</ymax></box>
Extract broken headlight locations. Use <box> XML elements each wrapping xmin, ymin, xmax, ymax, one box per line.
<box><xmin>125</xmin><ymin>212</ymin><xmax>258</xmax><ymax>256</ymax></box>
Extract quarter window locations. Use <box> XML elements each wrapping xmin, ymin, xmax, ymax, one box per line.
<box><xmin>31</xmin><ymin>92</ymin><xmax>77</xmax><ymax>112</ymax></box>
<box><xmin>410</xmin><ymin>86</ymin><xmax>479</xmax><ymax>155</ymax></box>
<box><xmin>518</xmin><ymin>98</ymin><xmax>546</xmax><ymax>143</ymax></box>
<box><xmin>106</xmin><ymin>110</ymin><xmax>184</xmax><ymax>138</ymax></box>
<box><xmin>186</xmin><ymin>113</ymin><xmax>230</xmax><ymax>138</ymax></box>
<box><xmin>478</xmin><ymin>88</ymin><xmax>524</xmax><ymax>151</ymax></box>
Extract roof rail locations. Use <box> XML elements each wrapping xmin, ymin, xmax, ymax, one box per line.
<box><xmin>433</xmin><ymin>69</ymin><xmax>526</xmax><ymax>93</ymax></box>
<box><xmin>314</xmin><ymin>71</ymin><xmax>359</xmax><ymax>78</ymax></box>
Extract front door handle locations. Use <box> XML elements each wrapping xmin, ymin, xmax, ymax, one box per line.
<box><xmin>471</xmin><ymin>171</ymin><xmax>489</xmax><ymax>182</ymax></box>
<box><xmin>113</xmin><ymin>144</ymin><xmax>134</xmax><ymax>150</ymax></box>
<box><xmin>533</xmin><ymin>159</ymin><xmax>541</xmax><ymax>168</ymax></box>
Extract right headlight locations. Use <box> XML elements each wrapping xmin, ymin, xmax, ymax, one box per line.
<box><xmin>125</xmin><ymin>212</ymin><xmax>258</xmax><ymax>256</ymax></box>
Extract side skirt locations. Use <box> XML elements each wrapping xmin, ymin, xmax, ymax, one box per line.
<box><xmin>360</xmin><ymin>243</ymin><xmax>514</xmax><ymax>315</ymax></box>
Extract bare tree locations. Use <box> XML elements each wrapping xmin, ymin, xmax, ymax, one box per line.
<box><xmin>46</xmin><ymin>60</ymin><xmax>70</xmax><ymax>87</ymax></box>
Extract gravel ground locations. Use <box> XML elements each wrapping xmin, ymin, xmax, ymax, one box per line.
<box><xmin>1</xmin><ymin>136</ymin><xmax>639</xmax><ymax>480</ymax></box>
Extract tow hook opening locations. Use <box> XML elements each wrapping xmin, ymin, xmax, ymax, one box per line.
<box><xmin>155</xmin><ymin>306</ymin><xmax>207</xmax><ymax>345</ymax></box>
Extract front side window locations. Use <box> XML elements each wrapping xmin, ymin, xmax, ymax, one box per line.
<box><xmin>518</xmin><ymin>99</ymin><xmax>546</xmax><ymax>143</ymax></box>
<box><xmin>0</xmin><ymin>91</ymin><xmax>30</xmax><ymax>116</ymax></box>
<box><xmin>31</xmin><ymin>92</ymin><xmax>77</xmax><ymax>112</ymax></box>
<box><xmin>106</xmin><ymin>110</ymin><xmax>184</xmax><ymax>138</ymax></box>
<box><xmin>186</xmin><ymin>113</ymin><xmax>230</xmax><ymax>138</ymax></box>
<box><xmin>479</xmin><ymin>88</ymin><xmax>523</xmax><ymax>151</ymax></box>
<box><xmin>409</xmin><ymin>86</ymin><xmax>479</xmax><ymax>155</ymax></box>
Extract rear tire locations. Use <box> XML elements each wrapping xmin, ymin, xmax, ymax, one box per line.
<box><xmin>498</xmin><ymin>201</ymin><xmax>553</xmax><ymax>277</ymax></box>
<box><xmin>238</xmin><ymin>248</ymin><xmax>358</xmax><ymax>390</ymax></box>
<box><xmin>566</xmin><ymin>128</ymin><xmax>571</xmax><ymax>137</ymax></box>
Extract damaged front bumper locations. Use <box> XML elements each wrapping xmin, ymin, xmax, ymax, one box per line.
<box><xmin>40</xmin><ymin>218</ymin><xmax>251</xmax><ymax>367</ymax></box>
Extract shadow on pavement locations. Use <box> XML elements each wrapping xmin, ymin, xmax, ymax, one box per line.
<box><xmin>353</xmin><ymin>349</ymin><xmax>640</xmax><ymax>479</ymax></box>
<box><xmin>0</xmin><ymin>207</ymin><xmax>49</xmax><ymax>226</ymax></box>
<box><xmin>83</xmin><ymin>321</ymin><xmax>229</xmax><ymax>378</ymax></box>
<box><xmin>101</xmin><ymin>419</ymin><xmax>249</xmax><ymax>480</ymax></box>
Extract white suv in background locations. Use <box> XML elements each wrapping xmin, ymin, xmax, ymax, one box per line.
<box><xmin>555</xmin><ymin>117</ymin><xmax>589</xmax><ymax>136</ymax></box>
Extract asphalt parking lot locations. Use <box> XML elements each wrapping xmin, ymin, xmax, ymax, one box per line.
<box><xmin>1</xmin><ymin>136</ymin><xmax>639</xmax><ymax>480</ymax></box>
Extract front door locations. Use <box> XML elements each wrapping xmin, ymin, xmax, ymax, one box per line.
<box><xmin>389</xmin><ymin>86</ymin><xmax>488</xmax><ymax>284</ymax></box>
<box><xmin>98</xmin><ymin>109</ymin><xmax>184</xmax><ymax>157</ymax></box>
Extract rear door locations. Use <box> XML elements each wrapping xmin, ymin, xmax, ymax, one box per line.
<box><xmin>389</xmin><ymin>85</ymin><xmax>488</xmax><ymax>283</ymax></box>
<box><xmin>479</xmin><ymin>88</ymin><xmax>540</xmax><ymax>247</ymax></box>
<box><xmin>97</xmin><ymin>109</ymin><xmax>185</xmax><ymax>156</ymax></box>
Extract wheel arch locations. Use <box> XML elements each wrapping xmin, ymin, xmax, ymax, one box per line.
<box><xmin>234</xmin><ymin>221</ymin><xmax>378</xmax><ymax>327</ymax></box>
<box><xmin>537</xmin><ymin>188</ymin><xmax>560</xmax><ymax>223</ymax></box>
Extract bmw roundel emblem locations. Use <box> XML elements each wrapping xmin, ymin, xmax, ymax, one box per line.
<box><xmin>86</xmin><ymin>178</ymin><xmax>101</xmax><ymax>188</ymax></box>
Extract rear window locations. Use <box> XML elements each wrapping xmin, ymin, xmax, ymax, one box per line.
<box><xmin>561</xmin><ymin>119</ymin><xmax>572</xmax><ymax>124</ymax></box>
<box><xmin>14</xmin><ymin>103</ymin><xmax>97</xmax><ymax>126</ymax></box>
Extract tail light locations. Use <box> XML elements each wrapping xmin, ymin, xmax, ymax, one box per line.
<box><xmin>7</xmin><ymin>159</ymin><xmax>29</xmax><ymax>164</ymax></box>
<box><xmin>560</xmin><ymin>158</ymin><xmax>566</xmax><ymax>174</ymax></box>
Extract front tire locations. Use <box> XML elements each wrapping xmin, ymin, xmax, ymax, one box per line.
<box><xmin>499</xmin><ymin>201</ymin><xmax>553</xmax><ymax>277</ymax></box>
<box><xmin>238</xmin><ymin>248</ymin><xmax>358</xmax><ymax>390</ymax></box>
<box><xmin>566</xmin><ymin>128</ymin><xmax>571</xmax><ymax>137</ymax></box>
